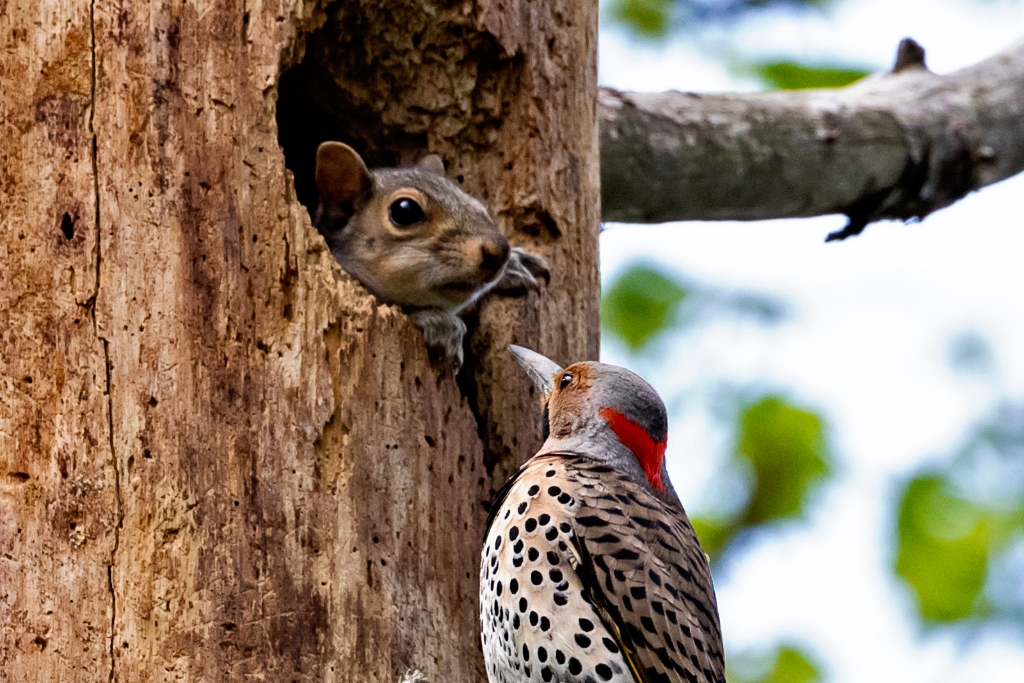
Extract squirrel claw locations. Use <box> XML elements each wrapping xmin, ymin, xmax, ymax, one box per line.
<box><xmin>493</xmin><ymin>247</ymin><xmax>550</xmax><ymax>296</ymax></box>
<box><xmin>409</xmin><ymin>309</ymin><xmax>466</xmax><ymax>371</ymax></box>
<box><xmin>398</xmin><ymin>673</ymin><xmax>430</xmax><ymax>683</ymax></box>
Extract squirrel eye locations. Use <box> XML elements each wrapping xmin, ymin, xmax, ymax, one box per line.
<box><xmin>389</xmin><ymin>197</ymin><xmax>425</xmax><ymax>227</ymax></box>
<box><xmin>558</xmin><ymin>373</ymin><xmax>573</xmax><ymax>390</ymax></box>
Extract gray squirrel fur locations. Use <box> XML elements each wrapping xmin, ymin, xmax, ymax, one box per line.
<box><xmin>314</xmin><ymin>141</ymin><xmax>549</xmax><ymax>370</ymax></box>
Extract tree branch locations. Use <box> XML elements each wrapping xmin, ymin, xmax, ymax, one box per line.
<box><xmin>600</xmin><ymin>38</ymin><xmax>1024</xmax><ymax>239</ymax></box>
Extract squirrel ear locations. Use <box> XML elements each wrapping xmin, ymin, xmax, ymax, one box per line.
<box><xmin>315</xmin><ymin>142</ymin><xmax>372</xmax><ymax>205</ymax></box>
<box><xmin>416</xmin><ymin>154</ymin><xmax>446</xmax><ymax>176</ymax></box>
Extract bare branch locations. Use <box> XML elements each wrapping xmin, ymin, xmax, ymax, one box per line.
<box><xmin>600</xmin><ymin>38</ymin><xmax>1024</xmax><ymax>239</ymax></box>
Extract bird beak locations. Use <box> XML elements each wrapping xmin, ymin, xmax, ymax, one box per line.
<box><xmin>508</xmin><ymin>345</ymin><xmax>563</xmax><ymax>394</ymax></box>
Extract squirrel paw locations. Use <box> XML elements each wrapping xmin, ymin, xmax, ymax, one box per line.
<box><xmin>409</xmin><ymin>309</ymin><xmax>466</xmax><ymax>371</ymax></box>
<box><xmin>397</xmin><ymin>672</ymin><xmax>430</xmax><ymax>683</ymax></box>
<box><xmin>492</xmin><ymin>247</ymin><xmax>551</xmax><ymax>296</ymax></box>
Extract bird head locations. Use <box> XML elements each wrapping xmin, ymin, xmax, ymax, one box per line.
<box><xmin>509</xmin><ymin>345</ymin><xmax>674</xmax><ymax>500</ymax></box>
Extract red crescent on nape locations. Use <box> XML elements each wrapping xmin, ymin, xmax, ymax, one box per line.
<box><xmin>599</xmin><ymin>407</ymin><xmax>667</xmax><ymax>493</ymax></box>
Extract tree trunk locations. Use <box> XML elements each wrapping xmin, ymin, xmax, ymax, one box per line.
<box><xmin>0</xmin><ymin>1</ymin><xmax>599</xmax><ymax>681</ymax></box>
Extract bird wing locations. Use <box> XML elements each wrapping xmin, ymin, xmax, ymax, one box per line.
<box><xmin>566</xmin><ymin>456</ymin><xmax>726</xmax><ymax>683</ymax></box>
<box><xmin>484</xmin><ymin>460</ymin><xmax>528</xmax><ymax>538</ymax></box>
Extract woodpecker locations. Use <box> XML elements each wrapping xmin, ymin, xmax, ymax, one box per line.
<box><xmin>480</xmin><ymin>346</ymin><xmax>725</xmax><ymax>683</ymax></box>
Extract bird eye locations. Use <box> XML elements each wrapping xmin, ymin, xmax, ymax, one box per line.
<box><xmin>559</xmin><ymin>373</ymin><xmax>573</xmax><ymax>390</ymax></box>
<box><xmin>388</xmin><ymin>197</ymin><xmax>424</xmax><ymax>227</ymax></box>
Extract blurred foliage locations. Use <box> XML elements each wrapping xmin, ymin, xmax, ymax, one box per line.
<box><xmin>752</xmin><ymin>61</ymin><xmax>868</xmax><ymax>90</ymax></box>
<box><xmin>948</xmin><ymin>330</ymin><xmax>996</xmax><ymax>375</ymax></box>
<box><xmin>896</xmin><ymin>474</ymin><xmax>994</xmax><ymax>622</ymax></box>
<box><xmin>599</xmin><ymin>0</ymin><xmax>1024</xmax><ymax>672</ymax></box>
<box><xmin>601</xmin><ymin>262</ymin><xmax>784</xmax><ymax>353</ymax></box>
<box><xmin>601</xmin><ymin>264</ymin><xmax>689</xmax><ymax>351</ymax></box>
<box><xmin>721</xmin><ymin>291</ymin><xmax>788</xmax><ymax>324</ymax></box>
<box><xmin>739</xmin><ymin>397</ymin><xmax>831</xmax><ymax>525</ymax></box>
<box><xmin>605</xmin><ymin>0</ymin><xmax>870</xmax><ymax>93</ymax></box>
<box><xmin>610</xmin><ymin>0</ymin><xmax>674</xmax><ymax>36</ymax></box>
<box><xmin>606</xmin><ymin>0</ymin><xmax>831</xmax><ymax>36</ymax></box>
<box><xmin>728</xmin><ymin>643</ymin><xmax>824</xmax><ymax>683</ymax></box>
<box><xmin>894</xmin><ymin>401</ymin><xmax>1024</xmax><ymax>627</ymax></box>
<box><xmin>601</xmin><ymin>264</ymin><xmax>828</xmax><ymax>559</ymax></box>
<box><xmin>695</xmin><ymin>396</ymin><xmax>833</xmax><ymax>557</ymax></box>
<box><xmin>691</xmin><ymin>516</ymin><xmax>736</xmax><ymax>557</ymax></box>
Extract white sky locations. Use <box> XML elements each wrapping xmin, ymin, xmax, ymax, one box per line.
<box><xmin>597</xmin><ymin>1</ymin><xmax>1024</xmax><ymax>681</ymax></box>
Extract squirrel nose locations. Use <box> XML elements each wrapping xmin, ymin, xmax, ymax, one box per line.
<box><xmin>480</xmin><ymin>235</ymin><xmax>510</xmax><ymax>276</ymax></box>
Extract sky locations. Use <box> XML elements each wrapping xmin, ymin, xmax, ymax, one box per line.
<box><xmin>597</xmin><ymin>1</ymin><xmax>1024</xmax><ymax>681</ymax></box>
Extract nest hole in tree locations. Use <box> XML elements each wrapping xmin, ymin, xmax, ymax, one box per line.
<box><xmin>274</xmin><ymin>2</ymin><xmax>521</xmax><ymax>224</ymax></box>
<box><xmin>276</xmin><ymin>60</ymin><xmax>425</xmax><ymax>219</ymax></box>
<box><xmin>276</xmin><ymin>19</ymin><xmax>425</xmax><ymax>222</ymax></box>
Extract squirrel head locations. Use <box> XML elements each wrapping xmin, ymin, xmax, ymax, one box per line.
<box><xmin>314</xmin><ymin>142</ymin><xmax>511</xmax><ymax>311</ymax></box>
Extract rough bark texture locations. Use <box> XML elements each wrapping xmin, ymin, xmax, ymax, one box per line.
<box><xmin>0</xmin><ymin>1</ymin><xmax>599</xmax><ymax>682</ymax></box>
<box><xmin>600</xmin><ymin>38</ymin><xmax>1024</xmax><ymax>238</ymax></box>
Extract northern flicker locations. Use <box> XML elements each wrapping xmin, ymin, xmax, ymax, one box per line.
<box><xmin>480</xmin><ymin>346</ymin><xmax>725</xmax><ymax>683</ymax></box>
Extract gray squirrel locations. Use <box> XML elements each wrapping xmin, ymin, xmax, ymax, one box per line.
<box><xmin>314</xmin><ymin>142</ymin><xmax>549</xmax><ymax>369</ymax></box>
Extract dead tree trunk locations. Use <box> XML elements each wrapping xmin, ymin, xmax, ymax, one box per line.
<box><xmin>0</xmin><ymin>1</ymin><xmax>599</xmax><ymax>681</ymax></box>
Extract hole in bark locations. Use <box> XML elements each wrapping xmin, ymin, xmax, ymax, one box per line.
<box><xmin>9</xmin><ymin>472</ymin><xmax>29</xmax><ymax>482</ymax></box>
<box><xmin>60</xmin><ymin>212</ymin><xmax>74</xmax><ymax>240</ymax></box>
<box><xmin>276</xmin><ymin>53</ymin><xmax>416</xmax><ymax>222</ymax></box>
<box><xmin>33</xmin><ymin>636</ymin><xmax>47</xmax><ymax>650</ymax></box>
<box><xmin>275</xmin><ymin>3</ymin><xmax>521</xmax><ymax>227</ymax></box>
<box><xmin>276</xmin><ymin>5</ymin><xmax>537</xmax><ymax>481</ymax></box>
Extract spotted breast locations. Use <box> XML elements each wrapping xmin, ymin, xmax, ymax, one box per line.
<box><xmin>480</xmin><ymin>455</ymin><xmax>724</xmax><ymax>683</ymax></box>
<box><xmin>480</xmin><ymin>347</ymin><xmax>725</xmax><ymax>683</ymax></box>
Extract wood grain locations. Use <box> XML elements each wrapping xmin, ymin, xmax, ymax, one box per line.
<box><xmin>0</xmin><ymin>0</ymin><xmax>599</xmax><ymax>681</ymax></box>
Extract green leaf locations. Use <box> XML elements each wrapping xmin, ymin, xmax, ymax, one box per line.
<box><xmin>770</xmin><ymin>647</ymin><xmax>822</xmax><ymax>683</ymax></box>
<box><xmin>895</xmin><ymin>474</ymin><xmax>993</xmax><ymax>622</ymax></box>
<box><xmin>892</xmin><ymin>401</ymin><xmax>1024</xmax><ymax>628</ymax></box>
<box><xmin>754</xmin><ymin>61</ymin><xmax>869</xmax><ymax>90</ymax></box>
<box><xmin>728</xmin><ymin>644</ymin><xmax>823</xmax><ymax>683</ymax></box>
<box><xmin>690</xmin><ymin>516</ymin><xmax>735</xmax><ymax>557</ymax></box>
<box><xmin>607</xmin><ymin>0</ymin><xmax>672</xmax><ymax>36</ymax></box>
<box><xmin>692</xmin><ymin>397</ymin><xmax>832</xmax><ymax>560</ymax></box>
<box><xmin>601</xmin><ymin>264</ymin><xmax>688</xmax><ymax>351</ymax></box>
<box><xmin>737</xmin><ymin>397</ymin><xmax>831</xmax><ymax>526</ymax></box>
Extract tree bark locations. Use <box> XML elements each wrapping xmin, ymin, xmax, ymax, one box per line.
<box><xmin>0</xmin><ymin>1</ymin><xmax>598</xmax><ymax>682</ymax></box>
<box><xmin>600</xmin><ymin>38</ymin><xmax>1024</xmax><ymax>238</ymax></box>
